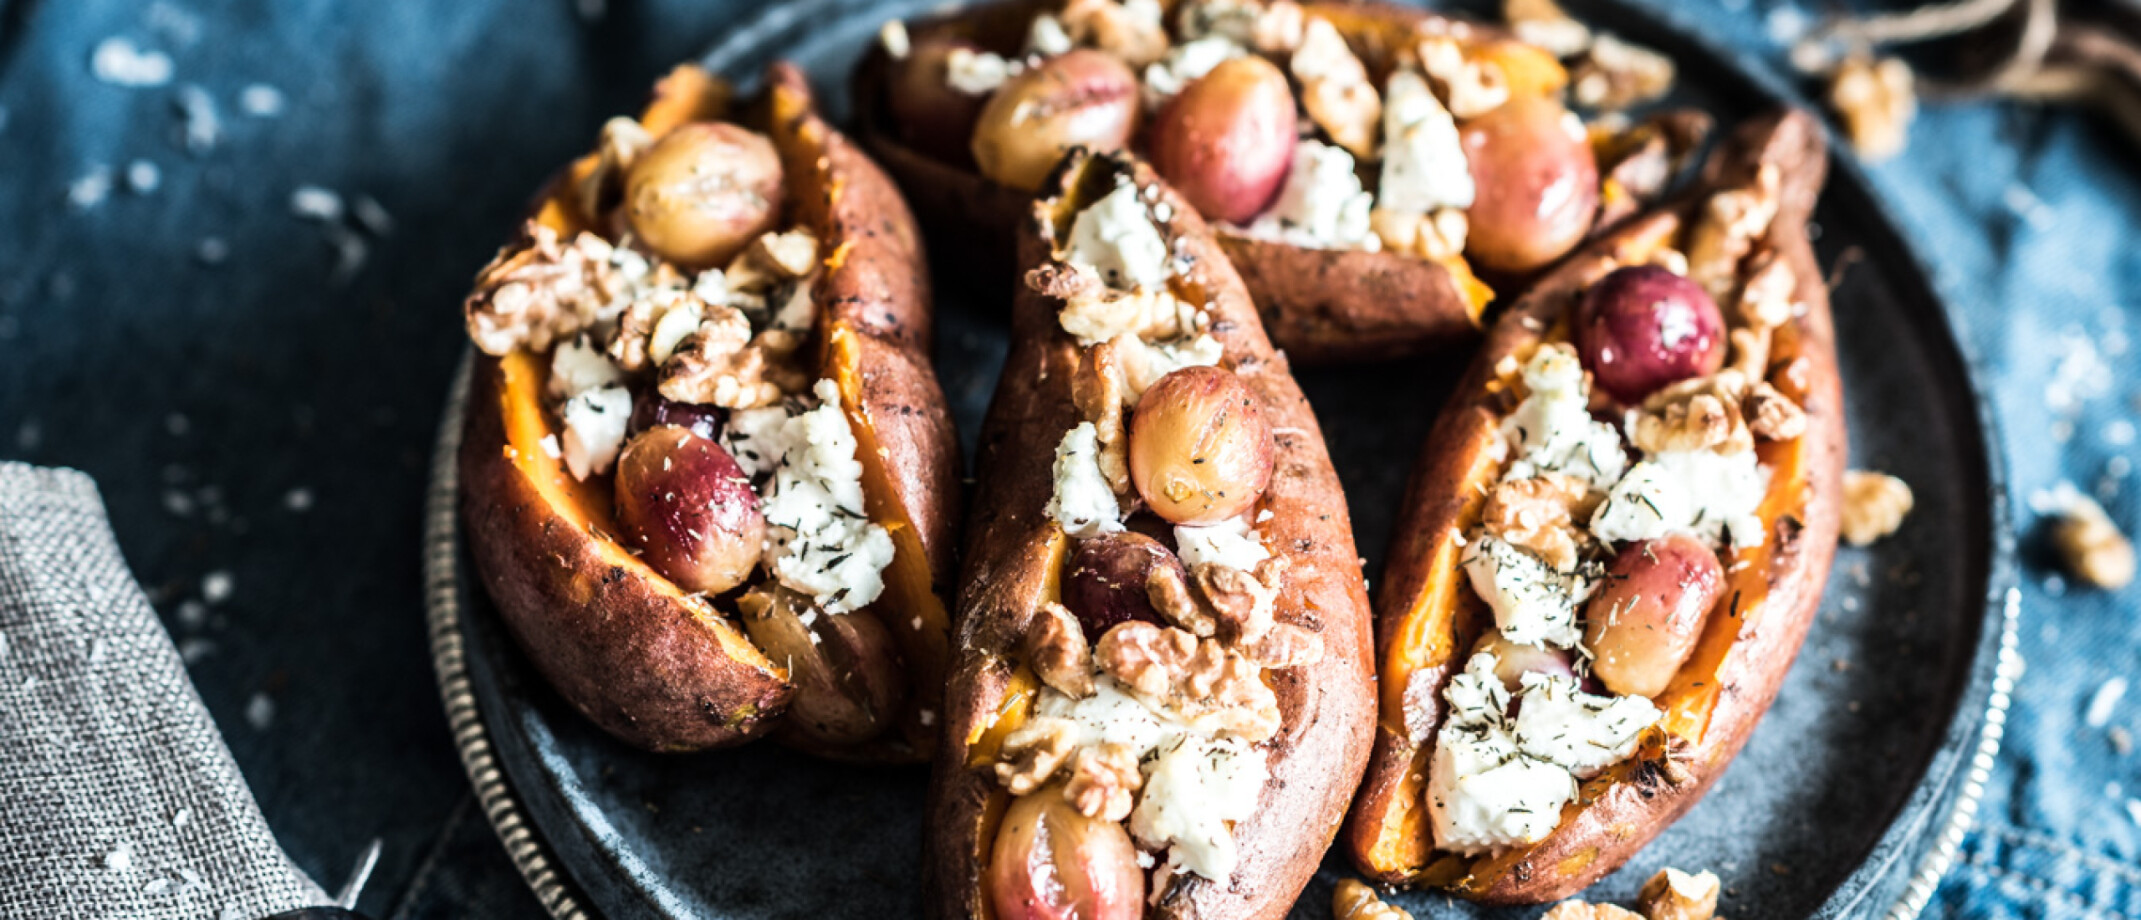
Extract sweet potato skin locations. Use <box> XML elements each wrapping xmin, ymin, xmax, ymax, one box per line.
<box><xmin>925</xmin><ymin>152</ymin><xmax>1377</xmax><ymax>920</ymax></box>
<box><xmin>458</xmin><ymin>64</ymin><xmax>959</xmax><ymax>758</ymax></box>
<box><xmin>850</xmin><ymin>0</ymin><xmax>1488</xmax><ymax>363</ymax></box>
<box><xmin>1344</xmin><ymin>109</ymin><xmax>1846</xmax><ymax>902</ymax></box>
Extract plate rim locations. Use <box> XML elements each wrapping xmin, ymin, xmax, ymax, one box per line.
<box><xmin>420</xmin><ymin>0</ymin><xmax>2022</xmax><ymax>916</ymax></box>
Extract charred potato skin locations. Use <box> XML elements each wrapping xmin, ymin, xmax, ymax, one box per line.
<box><xmin>1343</xmin><ymin>109</ymin><xmax>1844</xmax><ymax>902</ymax></box>
<box><xmin>852</xmin><ymin>0</ymin><xmax>1494</xmax><ymax>363</ymax></box>
<box><xmin>458</xmin><ymin>64</ymin><xmax>960</xmax><ymax>760</ymax></box>
<box><xmin>925</xmin><ymin>152</ymin><xmax>1377</xmax><ymax>920</ymax></box>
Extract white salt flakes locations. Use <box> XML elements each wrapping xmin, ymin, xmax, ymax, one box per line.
<box><xmin>201</xmin><ymin>570</ymin><xmax>234</xmax><ymax>605</ymax></box>
<box><xmin>239</xmin><ymin>83</ymin><xmax>285</xmax><ymax>117</ymax></box>
<box><xmin>91</xmin><ymin>38</ymin><xmax>173</xmax><ymax>87</ymax></box>
<box><xmin>104</xmin><ymin>840</ymin><xmax>136</xmax><ymax>872</ymax></box>
<box><xmin>144</xmin><ymin>877</ymin><xmax>171</xmax><ymax>895</ymax></box>
<box><xmin>245</xmin><ymin>692</ymin><xmax>275</xmax><ymax>730</ymax></box>
<box><xmin>2087</xmin><ymin>677</ymin><xmax>2128</xmax><ymax>728</ymax></box>
<box><xmin>173</xmin><ymin>807</ymin><xmax>193</xmax><ymax>830</ymax></box>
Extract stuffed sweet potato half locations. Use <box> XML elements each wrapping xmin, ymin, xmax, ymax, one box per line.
<box><xmin>853</xmin><ymin>0</ymin><xmax>1708</xmax><ymax>362</ymax></box>
<box><xmin>457</xmin><ymin>63</ymin><xmax>959</xmax><ymax>761</ymax></box>
<box><xmin>924</xmin><ymin>149</ymin><xmax>1375</xmax><ymax>920</ymax></box>
<box><xmin>1343</xmin><ymin>107</ymin><xmax>1844</xmax><ymax>902</ymax></box>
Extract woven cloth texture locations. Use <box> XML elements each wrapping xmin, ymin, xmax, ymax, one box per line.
<box><xmin>0</xmin><ymin>461</ymin><xmax>326</xmax><ymax>919</ymax></box>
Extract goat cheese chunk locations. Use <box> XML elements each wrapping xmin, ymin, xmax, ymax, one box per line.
<box><xmin>1130</xmin><ymin>733</ymin><xmax>1267</xmax><ymax>881</ymax></box>
<box><xmin>1238</xmin><ymin>140</ymin><xmax>1378</xmax><ymax>250</ymax></box>
<box><xmin>1511</xmin><ymin>673</ymin><xmax>1660</xmax><ymax>778</ymax></box>
<box><xmin>1066</xmin><ymin>180</ymin><xmax>1172</xmax><ymax>292</ymax></box>
<box><xmin>1142</xmin><ymin>36</ymin><xmax>1243</xmax><ymax>108</ymax></box>
<box><xmin>1175</xmin><ymin>517</ymin><xmax>1269</xmax><ymax>571</ymax></box>
<box><xmin>1501</xmin><ymin>346</ymin><xmax>1628</xmax><ymax>489</ymax></box>
<box><xmin>1047</xmin><ymin>423</ymin><xmax>1125</xmax><ymax>538</ymax></box>
<box><xmin>1427</xmin><ymin>656</ymin><xmax>1573</xmax><ymax>854</ymax></box>
<box><xmin>1591</xmin><ymin>447</ymin><xmax>1769</xmax><ymax>548</ymax></box>
<box><xmin>549</xmin><ymin>337</ymin><xmax>623</xmax><ymax>399</ymax></box>
<box><xmin>722</xmin><ymin>380</ymin><xmax>895</xmax><ymax>614</ymax></box>
<box><xmin>1462</xmin><ymin>536</ymin><xmax>1587</xmax><ymax>648</ymax></box>
<box><xmin>558</xmin><ymin>386</ymin><xmax>632</xmax><ymax>480</ymax></box>
<box><xmin>946</xmin><ymin>48</ymin><xmax>1017</xmax><ymax>95</ymax></box>
<box><xmin>1026</xmin><ymin>13</ymin><xmax>1074</xmax><ymax>57</ymax></box>
<box><xmin>1378</xmin><ymin>69</ymin><xmax>1475</xmax><ymax>213</ymax></box>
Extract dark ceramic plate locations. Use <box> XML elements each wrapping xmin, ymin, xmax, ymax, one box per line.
<box><xmin>422</xmin><ymin>1</ymin><xmax>2019</xmax><ymax>918</ymax></box>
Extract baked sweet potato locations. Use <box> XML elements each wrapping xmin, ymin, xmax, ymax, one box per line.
<box><xmin>1343</xmin><ymin>108</ymin><xmax>1844</xmax><ymax>901</ymax></box>
<box><xmin>925</xmin><ymin>150</ymin><xmax>1375</xmax><ymax>920</ymax></box>
<box><xmin>458</xmin><ymin>63</ymin><xmax>959</xmax><ymax>760</ymax></box>
<box><xmin>853</xmin><ymin>0</ymin><xmax>1696</xmax><ymax>363</ymax></box>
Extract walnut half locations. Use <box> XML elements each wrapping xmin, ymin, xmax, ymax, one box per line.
<box><xmin>1638</xmin><ymin>869</ymin><xmax>1721</xmax><ymax>920</ymax></box>
<box><xmin>1333</xmin><ymin>879</ymin><xmax>1412</xmax><ymax>920</ymax></box>
<box><xmin>1840</xmin><ymin>470</ymin><xmax>1914</xmax><ymax>546</ymax></box>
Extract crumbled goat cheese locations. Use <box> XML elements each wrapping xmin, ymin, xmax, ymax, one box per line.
<box><xmin>559</xmin><ymin>385</ymin><xmax>633</xmax><ymax>480</ymax></box>
<box><xmin>1511</xmin><ymin>673</ymin><xmax>1659</xmax><ymax>777</ymax></box>
<box><xmin>1047</xmin><ymin>423</ymin><xmax>1125</xmax><ymax>537</ymax></box>
<box><xmin>1378</xmin><ymin>70</ymin><xmax>1475</xmax><ymax>213</ymax></box>
<box><xmin>1036</xmin><ymin>675</ymin><xmax>1178</xmax><ymax>753</ymax></box>
<box><xmin>946</xmin><ymin>48</ymin><xmax>1017</xmax><ymax>95</ymax></box>
<box><xmin>1026</xmin><ymin>13</ymin><xmax>1074</xmax><ymax>57</ymax></box>
<box><xmin>1066</xmin><ymin>180</ymin><xmax>1172</xmax><ymax>292</ymax></box>
<box><xmin>1142</xmin><ymin>36</ymin><xmax>1242</xmax><ymax>109</ymax></box>
<box><xmin>1131</xmin><ymin>733</ymin><xmax>1266</xmax><ymax>881</ymax></box>
<box><xmin>1175</xmin><ymin>517</ymin><xmax>1269</xmax><ymax>571</ymax></box>
<box><xmin>1591</xmin><ymin>448</ymin><xmax>1768</xmax><ymax>548</ymax></box>
<box><xmin>723</xmin><ymin>380</ymin><xmax>896</xmax><ymax>614</ymax></box>
<box><xmin>1429</xmin><ymin>721</ymin><xmax>1573</xmax><ymax>854</ymax></box>
<box><xmin>1238</xmin><ymin>140</ymin><xmax>1378</xmax><ymax>250</ymax></box>
<box><xmin>548</xmin><ymin>337</ymin><xmax>624</xmax><ymax>399</ymax></box>
<box><xmin>1501</xmin><ymin>347</ymin><xmax>1628</xmax><ymax>489</ymax></box>
<box><xmin>1462</xmin><ymin>536</ymin><xmax>1587</xmax><ymax>648</ymax></box>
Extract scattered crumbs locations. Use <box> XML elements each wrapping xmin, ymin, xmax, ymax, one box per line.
<box><xmin>2001</xmin><ymin>183</ymin><xmax>2055</xmax><ymax>231</ymax></box>
<box><xmin>174</xmin><ymin>84</ymin><xmax>220</xmax><ymax>154</ymax></box>
<box><xmin>176</xmin><ymin>599</ymin><xmax>208</xmax><ymax>630</ymax></box>
<box><xmin>284</xmin><ymin>487</ymin><xmax>314</xmax><ymax>512</ymax></box>
<box><xmin>91</xmin><ymin>38</ymin><xmax>173</xmax><ymax>87</ymax></box>
<box><xmin>1841</xmin><ymin>596</ymin><xmax>1860</xmax><ymax>612</ymax></box>
<box><xmin>1849</xmin><ymin>562</ymin><xmax>1870</xmax><ymax>587</ymax></box>
<box><xmin>1763</xmin><ymin>5</ymin><xmax>1808</xmax><ymax>44</ymax></box>
<box><xmin>14</xmin><ymin>419</ymin><xmax>40</xmax><ymax>451</ymax></box>
<box><xmin>177</xmin><ymin>867</ymin><xmax>202</xmax><ymax>891</ymax></box>
<box><xmin>2107</xmin><ymin>420</ymin><xmax>2136</xmax><ymax>447</ymax></box>
<box><xmin>126</xmin><ymin>159</ymin><xmax>161</xmax><ymax>194</ymax></box>
<box><xmin>238</xmin><ymin>83</ymin><xmax>285</xmax><ymax>118</ymax></box>
<box><xmin>1831</xmin><ymin>658</ymin><xmax>1851</xmax><ymax>673</ymax></box>
<box><xmin>196</xmin><ymin>236</ymin><xmax>229</xmax><ymax>265</ymax></box>
<box><xmin>1847</xmin><ymin>700</ymin><xmax>1862</xmax><ymax>713</ymax></box>
<box><xmin>351</xmin><ymin>195</ymin><xmax>394</xmax><ymax>236</ymax></box>
<box><xmin>644</xmin><ymin>800</ymin><xmax>660</xmax><ymax>814</ymax></box>
<box><xmin>245</xmin><ymin>692</ymin><xmax>275</xmax><ymax>730</ymax></box>
<box><xmin>919</xmin><ymin>708</ymin><xmax>937</xmax><ymax>726</ymax></box>
<box><xmin>87</xmin><ymin>638</ymin><xmax>107</xmax><ymax>664</ymax></box>
<box><xmin>2112</xmin><ymin>725</ymin><xmax>2133</xmax><ymax>755</ymax></box>
<box><xmin>2128</xmin><ymin>799</ymin><xmax>2141</xmax><ymax>827</ymax></box>
<box><xmin>1769</xmin><ymin>862</ymin><xmax>1792</xmax><ymax>877</ymax></box>
<box><xmin>2044</xmin><ymin>330</ymin><xmax>2113</xmax><ymax>415</ymax></box>
<box><xmin>69</xmin><ymin>165</ymin><xmax>115</xmax><ymax>211</ymax></box>
<box><xmin>201</xmin><ymin>570</ymin><xmax>234</xmax><ymax>605</ymax></box>
<box><xmin>178</xmin><ymin>637</ymin><xmax>216</xmax><ymax>664</ymax></box>
<box><xmin>104</xmin><ymin>840</ymin><xmax>136</xmax><ymax>872</ymax></box>
<box><xmin>173</xmin><ymin>806</ymin><xmax>193</xmax><ymax>830</ymax></box>
<box><xmin>162</xmin><ymin>489</ymin><xmax>195</xmax><ymax>517</ymax></box>
<box><xmin>144</xmin><ymin>877</ymin><xmax>172</xmax><ymax>895</ymax></box>
<box><xmin>145</xmin><ymin>2</ymin><xmax>203</xmax><ymax>46</ymax></box>
<box><xmin>2087</xmin><ymin>677</ymin><xmax>2128</xmax><ymax>727</ymax></box>
<box><xmin>165</xmin><ymin>412</ymin><xmax>191</xmax><ymax>436</ymax></box>
<box><xmin>2045</xmin><ymin>573</ymin><xmax>2068</xmax><ymax>597</ymax></box>
<box><xmin>289</xmin><ymin>185</ymin><xmax>344</xmax><ymax>221</ymax></box>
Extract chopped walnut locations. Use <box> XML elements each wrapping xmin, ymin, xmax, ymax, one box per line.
<box><xmin>1630</xmin><ymin>371</ymin><xmax>1753</xmax><ymax>455</ymax></box>
<box><xmin>1146</xmin><ymin>562</ymin><xmax>1218</xmax><ymax>637</ymax></box>
<box><xmin>2045</xmin><ymin>486</ymin><xmax>2136</xmax><ymax>589</ymax></box>
<box><xmin>1503</xmin><ymin>0</ymin><xmax>1591</xmax><ymax>58</ymax></box>
<box><xmin>1570</xmin><ymin>34</ymin><xmax>1675</xmax><ymax>112</ymax></box>
<box><xmin>1685</xmin><ymin>163</ymin><xmax>1781</xmax><ymax>304</ymax></box>
<box><xmin>995</xmin><ymin>716</ymin><xmax>1078</xmax><ymax>794</ymax></box>
<box><xmin>1840</xmin><ymin>470</ymin><xmax>1914</xmax><ymax>546</ymax></box>
<box><xmin>1417</xmin><ymin>36</ymin><xmax>1509</xmax><ymax>119</ymax></box>
<box><xmin>1292</xmin><ymin>19</ymin><xmax>1381</xmax><ymax>159</ymax></box>
<box><xmin>1029</xmin><ymin>602</ymin><xmax>1097</xmax><ymax>698</ymax></box>
<box><xmin>656</xmin><ymin>306</ymin><xmax>804</xmax><ymax>409</ymax></box>
<box><xmin>1244</xmin><ymin>621</ymin><xmax>1324</xmax><ymax>668</ymax></box>
<box><xmin>1734</xmin><ymin>248</ymin><xmax>1797</xmax><ymax>330</ymax></box>
<box><xmin>1095</xmin><ymin>621</ymin><xmax>1281</xmax><ymax>740</ymax></box>
<box><xmin>577</xmin><ymin>116</ymin><xmax>654</xmax><ymax>220</ymax></box>
<box><xmin>1829</xmin><ymin>55</ymin><xmax>1916</xmax><ymax>161</ymax></box>
<box><xmin>1481</xmin><ymin>475</ymin><xmax>1593</xmax><ymax>572</ymax></box>
<box><xmin>1063</xmin><ymin>743</ymin><xmax>1143</xmax><ymax>821</ymax></box>
<box><xmin>608</xmin><ymin>286</ymin><xmax>705</xmax><ymax>372</ymax></box>
<box><xmin>464</xmin><ymin>222</ymin><xmax>646</xmax><ymax>356</ymax></box>
<box><xmin>1178</xmin><ymin>0</ymin><xmax>1305</xmax><ymax>53</ymax></box>
<box><xmin>1053</xmin><ymin>281</ymin><xmax>1196</xmax><ymax>347</ymax></box>
<box><xmin>1372</xmin><ymin>207</ymin><xmax>1468</xmax><ymax>261</ymax></box>
<box><xmin>1638</xmin><ymin>868</ymin><xmax>1721</xmax><ymax>920</ymax></box>
<box><xmin>1725</xmin><ymin>326</ymin><xmax>1771</xmax><ymax>381</ymax></box>
<box><xmin>1333</xmin><ymin>879</ymin><xmax>1412</xmax><ymax>920</ymax></box>
<box><xmin>1062</xmin><ymin>0</ymin><xmax>1171</xmax><ymax>68</ymax></box>
<box><xmin>743</xmin><ymin>227</ymin><xmax>821</xmax><ymax>279</ymax></box>
<box><xmin>1191</xmin><ymin>557</ymin><xmax>1287</xmax><ymax>645</ymax></box>
<box><xmin>1742</xmin><ymin>380</ymin><xmax>1807</xmax><ymax>441</ymax></box>
<box><xmin>1248</xmin><ymin>0</ymin><xmax>1306</xmax><ymax>54</ymax></box>
<box><xmin>1542</xmin><ymin>901</ymin><xmax>1644</xmax><ymax>920</ymax></box>
<box><xmin>1071</xmin><ymin>342</ymin><xmax>1134</xmax><ymax>492</ymax></box>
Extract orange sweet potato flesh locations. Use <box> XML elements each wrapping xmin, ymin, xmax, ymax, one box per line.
<box><xmin>1343</xmin><ymin>109</ymin><xmax>1846</xmax><ymax>902</ymax></box>
<box><xmin>924</xmin><ymin>151</ymin><xmax>1377</xmax><ymax>920</ymax></box>
<box><xmin>459</xmin><ymin>63</ymin><xmax>959</xmax><ymax>757</ymax></box>
<box><xmin>849</xmin><ymin>0</ymin><xmax>1531</xmax><ymax>364</ymax></box>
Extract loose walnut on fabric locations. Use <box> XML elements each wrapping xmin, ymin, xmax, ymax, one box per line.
<box><xmin>1028</xmin><ymin>603</ymin><xmax>1097</xmax><ymax>698</ymax></box>
<box><xmin>464</xmin><ymin>222</ymin><xmax>644</xmax><ymax>356</ymax></box>
<box><xmin>1637</xmin><ymin>868</ymin><xmax>1722</xmax><ymax>920</ymax></box>
<box><xmin>1542</xmin><ymin>901</ymin><xmax>1645</xmax><ymax>920</ymax></box>
<box><xmin>1063</xmin><ymin>743</ymin><xmax>1144</xmax><ymax>821</ymax></box>
<box><xmin>1332</xmin><ymin>879</ymin><xmax>1413</xmax><ymax>920</ymax></box>
<box><xmin>1829</xmin><ymin>55</ymin><xmax>1916</xmax><ymax>161</ymax></box>
<box><xmin>1840</xmin><ymin>470</ymin><xmax>1914</xmax><ymax>546</ymax></box>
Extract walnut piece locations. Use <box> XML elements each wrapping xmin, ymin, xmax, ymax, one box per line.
<box><xmin>1055</xmin><ymin>282</ymin><xmax>1196</xmax><ymax>347</ymax></box>
<box><xmin>1028</xmin><ymin>602</ymin><xmax>1097</xmax><ymax>698</ymax></box>
<box><xmin>1071</xmin><ymin>342</ymin><xmax>1134</xmax><ymax>493</ymax></box>
<box><xmin>1146</xmin><ymin>562</ymin><xmax>1218</xmax><ymax>637</ymax></box>
<box><xmin>1094</xmin><ymin>621</ymin><xmax>1281</xmax><ymax>740</ymax></box>
<box><xmin>1062</xmin><ymin>0</ymin><xmax>1170</xmax><ymax>68</ymax></box>
<box><xmin>1481</xmin><ymin>475</ymin><xmax>1593</xmax><ymax>572</ymax></box>
<box><xmin>1372</xmin><ymin>207</ymin><xmax>1468</xmax><ymax>261</ymax></box>
<box><xmin>1570</xmin><ymin>34</ymin><xmax>1674</xmax><ymax>112</ymax></box>
<box><xmin>1685</xmin><ymin>163</ymin><xmax>1781</xmax><ymax>304</ymax></box>
<box><xmin>1191</xmin><ymin>557</ymin><xmax>1287</xmax><ymax>646</ymax></box>
<box><xmin>1417</xmin><ymin>36</ymin><xmax>1509</xmax><ymax>119</ymax></box>
<box><xmin>1063</xmin><ymin>743</ymin><xmax>1143</xmax><ymax>821</ymax></box>
<box><xmin>1734</xmin><ymin>248</ymin><xmax>1797</xmax><ymax>330</ymax></box>
<box><xmin>577</xmin><ymin>117</ymin><xmax>654</xmax><ymax>221</ymax></box>
<box><xmin>1840</xmin><ymin>470</ymin><xmax>1914</xmax><ymax>546</ymax></box>
<box><xmin>2047</xmin><ymin>487</ymin><xmax>2136</xmax><ymax>589</ymax></box>
<box><xmin>1245</xmin><ymin>621</ymin><xmax>1324</xmax><ymax>668</ymax></box>
<box><xmin>1503</xmin><ymin>0</ymin><xmax>1591</xmax><ymax>58</ymax></box>
<box><xmin>1725</xmin><ymin>326</ymin><xmax>1771</xmax><ymax>381</ymax></box>
<box><xmin>1630</xmin><ymin>371</ymin><xmax>1753</xmax><ymax>455</ymax></box>
<box><xmin>995</xmin><ymin>716</ymin><xmax>1077</xmax><ymax>794</ymax></box>
<box><xmin>1542</xmin><ymin>901</ymin><xmax>1644</xmax><ymax>920</ymax></box>
<box><xmin>1292</xmin><ymin>18</ymin><xmax>1381</xmax><ymax>159</ymax></box>
<box><xmin>1829</xmin><ymin>55</ymin><xmax>1916</xmax><ymax>161</ymax></box>
<box><xmin>656</xmin><ymin>305</ymin><xmax>805</xmax><ymax>409</ymax></box>
<box><xmin>744</xmin><ymin>227</ymin><xmax>821</xmax><ymax>279</ymax></box>
<box><xmin>1333</xmin><ymin>879</ymin><xmax>1412</xmax><ymax>920</ymax></box>
<box><xmin>1742</xmin><ymin>380</ymin><xmax>1807</xmax><ymax>441</ymax></box>
<box><xmin>1638</xmin><ymin>868</ymin><xmax>1721</xmax><ymax>920</ymax></box>
<box><xmin>464</xmin><ymin>222</ymin><xmax>644</xmax><ymax>356</ymax></box>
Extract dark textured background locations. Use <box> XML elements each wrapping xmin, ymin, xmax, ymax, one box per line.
<box><xmin>1</xmin><ymin>1</ymin><xmax>2137</xmax><ymax>918</ymax></box>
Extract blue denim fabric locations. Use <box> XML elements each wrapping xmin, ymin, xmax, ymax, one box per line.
<box><xmin>1</xmin><ymin>0</ymin><xmax>2135</xmax><ymax>917</ymax></box>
